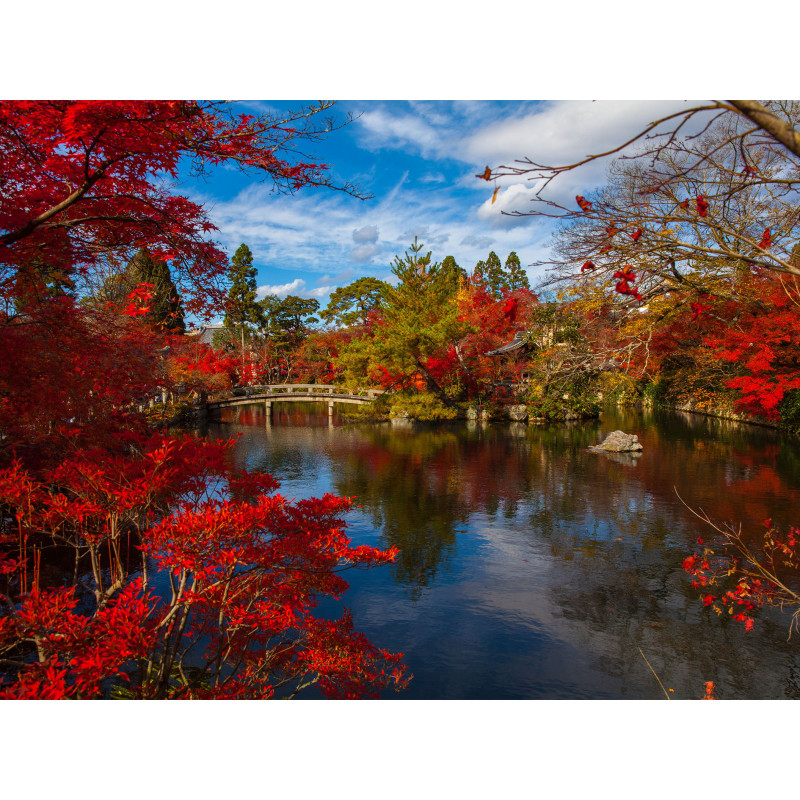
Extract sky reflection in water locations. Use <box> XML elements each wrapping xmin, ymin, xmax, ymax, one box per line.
<box><xmin>205</xmin><ymin>403</ymin><xmax>800</xmax><ymax>699</ymax></box>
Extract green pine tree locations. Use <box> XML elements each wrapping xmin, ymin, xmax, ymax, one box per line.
<box><xmin>224</xmin><ymin>244</ymin><xmax>260</xmax><ymax>332</ymax></box>
<box><xmin>320</xmin><ymin>277</ymin><xmax>388</xmax><ymax>327</ymax></box>
<box><xmin>482</xmin><ymin>251</ymin><xmax>509</xmax><ymax>298</ymax></box>
<box><xmin>223</xmin><ymin>243</ymin><xmax>262</xmax><ymax>378</ymax></box>
<box><xmin>441</xmin><ymin>255</ymin><xmax>467</xmax><ymax>294</ymax></box>
<box><xmin>505</xmin><ymin>251</ymin><xmax>530</xmax><ymax>291</ymax></box>
<box><xmin>92</xmin><ymin>249</ymin><xmax>185</xmax><ymax>331</ymax></box>
<box><xmin>337</xmin><ymin>239</ymin><xmax>469</xmax><ymax>404</ymax></box>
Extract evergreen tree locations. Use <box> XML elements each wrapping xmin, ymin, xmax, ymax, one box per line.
<box><xmin>338</xmin><ymin>239</ymin><xmax>469</xmax><ymax>403</ymax></box>
<box><xmin>224</xmin><ymin>243</ymin><xmax>260</xmax><ymax>334</ymax></box>
<box><xmin>93</xmin><ymin>249</ymin><xmax>185</xmax><ymax>332</ymax></box>
<box><xmin>440</xmin><ymin>255</ymin><xmax>467</xmax><ymax>294</ymax></box>
<box><xmin>320</xmin><ymin>277</ymin><xmax>388</xmax><ymax>327</ymax></box>
<box><xmin>273</xmin><ymin>296</ymin><xmax>320</xmax><ymax>340</ymax></box>
<box><xmin>223</xmin><ymin>243</ymin><xmax>262</xmax><ymax>379</ymax></box>
<box><xmin>125</xmin><ymin>249</ymin><xmax>185</xmax><ymax>332</ymax></box>
<box><xmin>505</xmin><ymin>251</ymin><xmax>530</xmax><ymax>291</ymax></box>
<box><xmin>257</xmin><ymin>294</ymin><xmax>320</xmax><ymax>381</ymax></box>
<box><xmin>482</xmin><ymin>251</ymin><xmax>509</xmax><ymax>298</ymax></box>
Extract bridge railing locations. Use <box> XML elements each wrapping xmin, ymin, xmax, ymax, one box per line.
<box><xmin>208</xmin><ymin>384</ymin><xmax>385</xmax><ymax>403</ymax></box>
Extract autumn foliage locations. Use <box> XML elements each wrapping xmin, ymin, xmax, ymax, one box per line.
<box><xmin>683</xmin><ymin>517</ymin><xmax>800</xmax><ymax>637</ymax></box>
<box><xmin>0</xmin><ymin>101</ymin><xmax>408</xmax><ymax>699</ymax></box>
<box><xmin>0</xmin><ymin>435</ymin><xmax>406</xmax><ymax>698</ymax></box>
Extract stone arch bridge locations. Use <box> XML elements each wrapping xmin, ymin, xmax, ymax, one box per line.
<box><xmin>206</xmin><ymin>384</ymin><xmax>384</xmax><ymax>419</ymax></box>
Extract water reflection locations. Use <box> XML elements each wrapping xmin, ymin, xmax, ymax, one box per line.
<box><xmin>206</xmin><ymin>403</ymin><xmax>800</xmax><ymax>698</ymax></box>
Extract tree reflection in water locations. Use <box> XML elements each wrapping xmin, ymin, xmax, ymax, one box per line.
<box><xmin>207</xmin><ymin>403</ymin><xmax>800</xmax><ymax>698</ymax></box>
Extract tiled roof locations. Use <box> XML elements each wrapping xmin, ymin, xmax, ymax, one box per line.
<box><xmin>187</xmin><ymin>323</ymin><xmax>226</xmax><ymax>346</ymax></box>
<box><xmin>485</xmin><ymin>331</ymin><xmax>529</xmax><ymax>356</ymax></box>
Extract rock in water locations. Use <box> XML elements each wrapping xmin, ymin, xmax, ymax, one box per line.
<box><xmin>508</xmin><ymin>404</ymin><xmax>528</xmax><ymax>422</ymax></box>
<box><xmin>592</xmin><ymin>430</ymin><xmax>643</xmax><ymax>452</ymax></box>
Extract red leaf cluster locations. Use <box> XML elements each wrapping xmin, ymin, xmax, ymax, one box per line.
<box><xmin>0</xmin><ymin>101</ymin><xmax>409</xmax><ymax>699</ymax></box>
<box><xmin>0</xmin><ymin>432</ymin><xmax>408</xmax><ymax>698</ymax></box>
<box><xmin>690</xmin><ymin>301</ymin><xmax>711</xmax><ymax>321</ymax></box>
<box><xmin>613</xmin><ymin>266</ymin><xmax>642</xmax><ymax>302</ymax></box>
<box><xmin>682</xmin><ymin>516</ymin><xmax>800</xmax><ymax>638</ymax></box>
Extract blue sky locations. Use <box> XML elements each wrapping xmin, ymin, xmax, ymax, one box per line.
<box><xmin>181</xmin><ymin>100</ymin><xmax>695</xmax><ymax>316</ymax></box>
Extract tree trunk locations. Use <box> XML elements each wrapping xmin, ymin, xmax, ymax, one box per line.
<box><xmin>241</xmin><ymin>326</ymin><xmax>246</xmax><ymax>383</ymax></box>
<box><xmin>414</xmin><ymin>356</ymin><xmax>453</xmax><ymax>406</ymax></box>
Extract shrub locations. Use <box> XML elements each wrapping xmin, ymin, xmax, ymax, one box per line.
<box><xmin>388</xmin><ymin>392</ymin><xmax>459</xmax><ymax>421</ymax></box>
<box><xmin>779</xmin><ymin>389</ymin><xmax>800</xmax><ymax>434</ymax></box>
<box><xmin>596</xmin><ymin>372</ymin><xmax>640</xmax><ymax>406</ymax></box>
<box><xmin>523</xmin><ymin>377</ymin><xmax>600</xmax><ymax>421</ymax></box>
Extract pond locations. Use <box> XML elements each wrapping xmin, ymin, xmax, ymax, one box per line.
<box><xmin>204</xmin><ymin>402</ymin><xmax>800</xmax><ymax>699</ymax></box>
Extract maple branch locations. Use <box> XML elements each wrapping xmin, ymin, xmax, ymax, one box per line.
<box><xmin>0</xmin><ymin>159</ymin><xmax>116</xmax><ymax>246</ymax></box>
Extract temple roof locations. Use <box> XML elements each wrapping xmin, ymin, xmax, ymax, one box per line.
<box><xmin>187</xmin><ymin>323</ymin><xmax>226</xmax><ymax>346</ymax></box>
<box><xmin>485</xmin><ymin>331</ymin><xmax>529</xmax><ymax>356</ymax></box>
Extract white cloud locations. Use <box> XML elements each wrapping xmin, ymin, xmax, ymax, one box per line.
<box><xmin>465</xmin><ymin>101</ymin><xmax>694</xmax><ymax>163</ymax></box>
<box><xmin>305</xmin><ymin>284</ymin><xmax>335</xmax><ymax>299</ymax></box>
<box><xmin>201</xmin><ymin>175</ymin><xmax>557</xmax><ymax>290</ymax></box>
<box><xmin>257</xmin><ymin>278</ymin><xmax>305</xmax><ymax>299</ymax></box>
<box><xmin>357</xmin><ymin>109</ymin><xmax>444</xmax><ymax>158</ymax></box>
<box><xmin>476</xmin><ymin>184</ymin><xmax>544</xmax><ymax>228</ymax></box>
<box><xmin>334</xmin><ymin>267</ymin><xmax>359</xmax><ymax>283</ymax></box>
<box><xmin>350</xmin><ymin>243</ymin><xmax>382</xmax><ymax>264</ymax></box>
<box><xmin>463</xmin><ymin>100</ymin><xmax>699</xmax><ymax>195</ymax></box>
<box><xmin>460</xmin><ymin>234</ymin><xmax>495</xmax><ymax>249</ymax></box>
<box><xmin>257</xmin><ymin>277</ymin><xmax>337</xmax><ymax>301</ymax></box>
<box><xmin>353</xmin><ymin>101</ymin><xmax>541</xmax><ymax>163</ymax></box>
<box><xmin>401</xmin><ymin>226</ymin><xmax>449</xmax><ymax>247</ymax></box>
<box><xmin>352</xmin><ymin>225</ymin><xmax>379</xmax><ymax>244</ymax></box>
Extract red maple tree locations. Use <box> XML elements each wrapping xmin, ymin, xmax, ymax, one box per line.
<box><xmin>0</xmin><ymin>101</ymin><xmax>408</xmax><ymax>699</ymax></box>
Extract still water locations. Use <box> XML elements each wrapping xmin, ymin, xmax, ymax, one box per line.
<box><xmin>205</xmin><ymin>402</ymin><xmax>800</xmax><ymax>699</ymax></box>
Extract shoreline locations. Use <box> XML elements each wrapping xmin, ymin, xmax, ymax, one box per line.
<box><xmin>638</xmin><ymin>399</ymin><xmax>779</xmax><ymax>430</ymax></box>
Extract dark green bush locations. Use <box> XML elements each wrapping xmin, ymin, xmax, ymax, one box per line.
<box><xmin>779</xmin><ymin>389</ymin><xmax>800</xmax><ymax>433</ymax></box>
